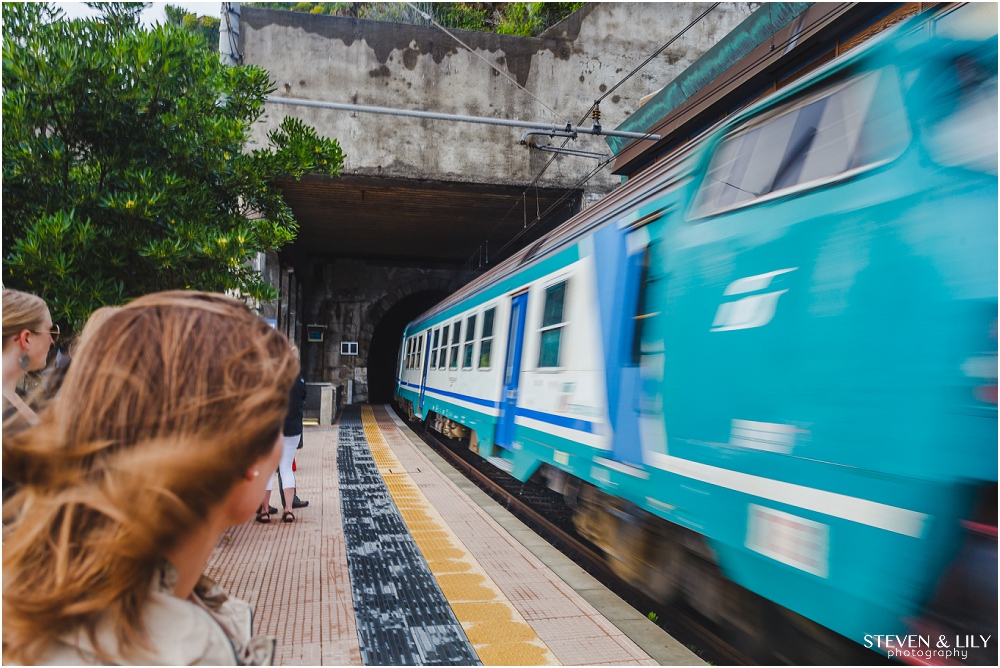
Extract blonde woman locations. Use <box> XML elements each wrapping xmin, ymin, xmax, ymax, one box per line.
<box><xmin>3</xmin><ymin>289</ymin><xmax>57</xmax><ymax>502</ymax></box>
<box><xmin>2</xmin><ymin>289</ymin><xmax>57</xmax><ymax>430</ymax></box>
<box><xmin>2</xmin><ymin>291</ymin><xmax>298</xmax><ymax>665</ymax></box>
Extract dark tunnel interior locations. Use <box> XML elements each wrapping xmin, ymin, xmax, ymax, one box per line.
<box><xmin>367</xmin><ymin>290</ymin><xmax>449</xmax><ymax>404</ymax></box>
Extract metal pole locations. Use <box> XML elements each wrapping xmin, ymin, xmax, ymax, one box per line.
<box><xmin>265</xmin><ymin>96</ymin><xmax>660</xmax><ymax>141</ymax></box>
<box><xmin>219</xmin><ymin>2</ymin><xmax>241</xmax><ymax>66</ymax></box>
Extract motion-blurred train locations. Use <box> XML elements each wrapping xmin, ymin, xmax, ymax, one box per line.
<box><xmin>396</xmin><ymin>11</ymin><xmax>997</xmax><ymax>663</ymax></box>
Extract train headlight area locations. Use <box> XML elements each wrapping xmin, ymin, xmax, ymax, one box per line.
<box><xmin>389</xmin><ymin>15</ymin><xmax>999</xmax><ymax>667</ymax></box>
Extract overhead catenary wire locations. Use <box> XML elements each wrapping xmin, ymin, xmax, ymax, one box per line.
<box><xmin>267</xmin><ymin>2</ymin><xmax>723</xmax><ymax>276</ymax></box>
<box><xmin>592</xmin><ymin>3</ymin><xmax>720</xmax><ymax>112</ymax></box>
<box><xmin>486</xmin><ymin>150</ymin><xmax>626</xmax><ymax>265</ymax></box>
<box><xmin>465</xmin><ymin>1</ymin><xmax>854</xmax><ymax>266</ymax></box>
<box><xmin>459</xmin><ymin>2</ymin><xmax>723</xmax><ymax>271</ymax></box>
<box><xmin>492</xmin><ymin>159</ymin><xmax>611</xmax><ymax>259</ymax></box>
<box><xmin>403</xmin><ymin>1</ymin><xmax>565</xmax><ymax>123</ymax></box>
<box><xmin>611</xmin><ymin>2</ymin><xmax>852</xmax><ymax>156</ymax></box>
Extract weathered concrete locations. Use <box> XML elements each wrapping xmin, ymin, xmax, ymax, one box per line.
<box><xmin>320</xmin><ymin>384</ymin><xmax>334</xmax><ymax>425</ymax></box>
<box><xmin>242</xmin><ymin>2</ymin><xmax>758</xmax><ymax>196</ymax></box>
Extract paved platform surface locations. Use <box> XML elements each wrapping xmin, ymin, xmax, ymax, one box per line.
<box><xmin>206</xmin><ymin>404</ymin><xmax>702</xmax><ymax>666</ymax></box>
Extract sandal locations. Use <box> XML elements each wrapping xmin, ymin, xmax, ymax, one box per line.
<box><xmin>282</xmin><ymin>511</ymin><xmax>295</xmax><ymax>523</ymax></box>
<box><xmin>255</xmin><ymin>508</ymin><xmax>271</xmax><ymax>524</ymax></box>
<box><xmin>268</xmin><ymin>505</ymin><xmax>278</xmax><ymax>515</ymax></box>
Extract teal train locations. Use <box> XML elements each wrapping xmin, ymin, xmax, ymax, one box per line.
<box><xmin>397</xmin><ymin>12</ymin><xmax>997</xmax><ymax>663</ymax></box>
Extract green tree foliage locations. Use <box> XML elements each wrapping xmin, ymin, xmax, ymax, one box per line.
<box><xmin>2</xmin><ymin>3</ymin><xmax>345</xmax><ymax>328</ymax></box>
<box><xmin>431</xmin><ymin>4</ymin><xmax>491</xmax><ymax>32</ymax></box>
<box><xmin>249</xmin><ymin>2</ymin><xmax>585</xmax><ymax>36</ymax></box>
<box><xmin>165</xmin><ymin>4</ymin><xmax>221</xmax><ymax>47</ymax></box>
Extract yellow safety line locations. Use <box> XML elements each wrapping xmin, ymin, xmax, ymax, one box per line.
<box><xmin>361</xmin><ymin>406</ymin><xmax>559</xmax><ymax>666</ymax></box>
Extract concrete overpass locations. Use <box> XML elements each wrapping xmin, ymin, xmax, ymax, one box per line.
<box><xmin>239</xmin><ymin>2</ymin><xmax>758</xmax><ymax>401</ymax></box>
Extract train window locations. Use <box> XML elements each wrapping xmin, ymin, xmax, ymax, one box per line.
<box><xmin>405</xmin><ymin>338</ymin><xmax>411</xmax><ymax>369</ymax></box>
<box><xmin>416</xmin><ymin>335</ymin><xmax>422</xmax><ymax>370</ymax></box>
<box><xmin>439</xmin><ymin>325</ymin><xmax>449</xmax><ymax>368</ymax></box>
<box><xmin>925</xmin><ymin>57</ymin><xmax>997</xmax><ymax>174</ymax></box>
<box><xmin>632</xmin><ymin>248</ymin><xmax>653</xmax><ymax>365</ymax></box>
<box><xmin>449</xmin><ymin>320</ymin><xmax>461</xmax><ymax>369</ymax></box>
<box><xmin>538</xmin><ymin>281</ymin><xmax>567</xmax><ymax>368</ymax></box>
<box><xmin>691</xmin><ymin>69</ymin><xmax>909</xmax><ymax>218</ymax></box>
<box><xmin>463</xmin><ymin>314</ymin><xmax>477</xmax><ymax>369</ymax></box>
<box><xmin>479</xmin><ymin>307</ymin><xmax>496</xmax><ymax>368</ymax></box>
<box><xmin>431</xmin><ymin>328</ymin><xmax>440</xmax><ymax>368</ymax></box>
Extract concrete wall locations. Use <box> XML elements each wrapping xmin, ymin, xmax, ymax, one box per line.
<box><xmin>242</xmin><ymin>2</ymin><xmax>759</xmax><ymax>197</ymax></box>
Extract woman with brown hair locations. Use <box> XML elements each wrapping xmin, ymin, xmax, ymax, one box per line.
<box><xmin>34</xmin><ymin>306</ymin><xmax>122</xmax><ymax>405</ymax></box>
<box><xmin>2</xmin><ymin>291</ymin><xmax>298</xmax><ymax>665</ymax></box>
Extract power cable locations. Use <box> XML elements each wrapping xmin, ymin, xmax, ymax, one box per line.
<box><xmin>490</xmin><ymin>157</ymin><xmax>612</xmax><ymax>261</ymax></box>
<box><xmin>501</xmin><ymin>2</ymin><xmax>854</xmax><ymax>250</ymax></box>
<box><xmin>593</xmin><ymin>3</ymin><xmax>720</xmax><ymax>111</ymax></box>
<box><xmin>459</xmin><ymin>149</ymin><xmax>563</xmax><ymax>271</ymax></box>
<box><xmin>404</xmin><ymin>1</ymin><xmax>565</xmax><ymax>123</ymax></box>
<box><xmin>457</xmin><ymin>3</ymin><xmax>854</xmax><ymax>276</ymax></box>
<box><xmin>458</xmin><ymin>3</ymin><xmax>722</xmax><ymax>271</ymax></box>
<box><xmin>595</xmin><ymin>3</ymin><xmax>850</xmax><ymax>158</ymax></box>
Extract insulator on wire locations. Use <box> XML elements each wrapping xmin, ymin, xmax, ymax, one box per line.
<box><xmin>592</xmin><ymin>105</ymin><xmax>601</xmax><ymax>123</ymax></box>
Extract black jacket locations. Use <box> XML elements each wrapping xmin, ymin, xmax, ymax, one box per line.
<box><xmin>283</xmin><ymin>375</ymin><xmax>307</xmax><ymax>436</ymax></box>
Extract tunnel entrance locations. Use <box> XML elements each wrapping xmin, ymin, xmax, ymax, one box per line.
<box><xmin>368</xmin><ymin>290</ymin><xmax>449</xmax><ymax>404</ymax></box>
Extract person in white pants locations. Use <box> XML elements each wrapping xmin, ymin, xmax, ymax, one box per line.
<box><xmin>258</xmin><ymin>362</ymin><xmax>307</xmax><ymax>523</ymax></box>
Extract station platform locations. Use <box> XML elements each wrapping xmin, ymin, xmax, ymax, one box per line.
<box><xmin>206</xmin><ymin>404</ymin><xmax>703</xmax><ymax>666</ymax></box>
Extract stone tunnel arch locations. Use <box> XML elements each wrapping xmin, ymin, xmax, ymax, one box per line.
<box><xmin>364</xmin><ymin>274</ymin><xmax>465</xmax><ymax>334</ymax></box>
<box><xmin>367</xmin><ymin>290</ymin><xmax>450</xmax><ymax>404</ymax></box>
<box><xmin>366</xmin><ymin>275</ymin><xmax>465</xmax><ymax>404</ymax></box>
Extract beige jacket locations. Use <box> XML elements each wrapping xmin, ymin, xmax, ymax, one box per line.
<box><xmin>34</xmin><ymin>561</ymin><xmax>275</xmax><ymax>665</ymax></box>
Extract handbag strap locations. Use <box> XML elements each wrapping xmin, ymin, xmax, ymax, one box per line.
<box><xmin>3</xmin><ymin>387</ymin><xmax>40</xmax><ymax>426</ymax></box>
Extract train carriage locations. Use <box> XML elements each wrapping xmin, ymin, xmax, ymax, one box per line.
<box><xmin>397</xmin><ymin>11</ymin><xmax>997</xmax><ymax>663</ymax></box>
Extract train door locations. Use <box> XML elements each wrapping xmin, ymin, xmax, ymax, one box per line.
<box><xmin>496</xmin><ymin>292</ymin><xmax>529</xmax><ymax>450</ymax></box>
<box><xmin>418</xmin><ymin>331</ymin><xmax>431</xmax><ymax>410</ymax></box>
<box><xmin>593</xmin><ymin>221</ymin><xmax>652</xmax><ymax>466</ymax></box>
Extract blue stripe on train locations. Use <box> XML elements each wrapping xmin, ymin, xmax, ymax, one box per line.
<box><xmin>514</xmin><ymin>407</ymin><xmax>597</xmax><ymax>434</ymax></box>
<box><xmin>396</xmin><ymin>380</ymin><xmax>597</xmax><ymax>434</ymax></box>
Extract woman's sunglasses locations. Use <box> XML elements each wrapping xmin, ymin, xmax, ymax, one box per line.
<box><xmin>34</xmin><ymin>324</ymin><xmax>60</xmax><ymax>342</ymax></box>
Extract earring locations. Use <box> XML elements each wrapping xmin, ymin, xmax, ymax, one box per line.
<box><xmin>253</xmin><ymin>470</ymin><xmax>260</xmax><ymax>478</ymax></box>
<box><xmin>19</xmin><ymin>353</ymin><xmax>30</xmax><ymax>371</ymax></box>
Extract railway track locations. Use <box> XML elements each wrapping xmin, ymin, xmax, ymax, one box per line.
<box><xmin>392</xmin><ymin>404</ymin><xmax>751</xmax><ymax>666</ymax></box>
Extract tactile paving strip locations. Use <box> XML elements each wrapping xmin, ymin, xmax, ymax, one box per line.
<box><xmin>361</xmin><ymin>406</ymin><xmax>558</xmax><ymax>666</ymax></box>
<box><xmin>338</xmin><ymin>406</ymin><xmax>481</xmax><ymax>666</ymax></box>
